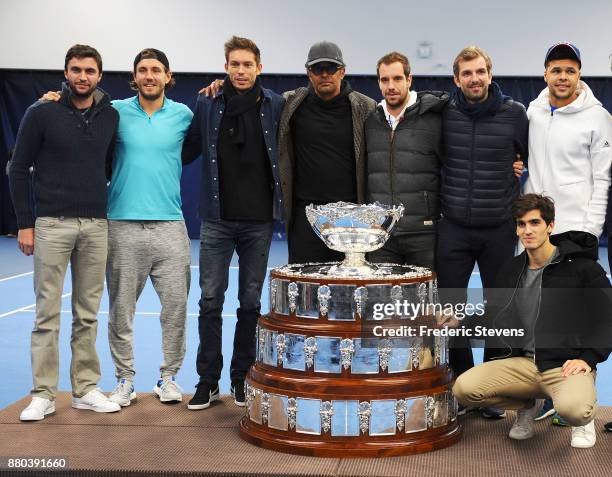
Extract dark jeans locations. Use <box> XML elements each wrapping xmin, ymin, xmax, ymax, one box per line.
<box><xmin>368</xmin><ymin>231</ymin><xmax>436</xmax><ymax>269</ymax></box>
<box><xmin>196</xmin><ymin>219</ymin><xmax>273</xmax><ymax>385</ymax></box>
<box><xmin>288</xmin><ymin>203</ymin><xmax>344</xmax><ymax>264</ymax></box>
<box><xmin>436</xmin><ymin>217</ymin><xmax>516</xmax><ymax>378</ymax></box>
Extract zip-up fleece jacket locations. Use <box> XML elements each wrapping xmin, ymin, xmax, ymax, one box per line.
<box><xmin>524</xmin><ymin>81</ymin><xmax>612</xmax><ymax>238</ymax></box>
<box><xmin>473</xmin><ymin>231</ymin><xmax>612</xmax><ymax>372</ymax></box>
<box><xmin>8</xmin><ymin>83</ymin><xmax>118</xmax><ymax>229</ymax></box>
<box><xmin>440</xmin><ymin>95</ymin><xmax>528</xmax><ymax>227</ymax></box>
<box><xmin>365</xmin><ymin>90</ymin><xmax>448</xmax><ymax>234</ymax></box>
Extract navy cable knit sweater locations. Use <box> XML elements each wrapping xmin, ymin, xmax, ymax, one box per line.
<box><xmin>8</xmin><ymin>84</ymin><xmax>118</xmax><ymax>229</ymax></box>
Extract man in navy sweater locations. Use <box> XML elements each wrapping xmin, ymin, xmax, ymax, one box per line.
<box><xmin>9</xmin><ymin>44</ymin><xmax>121</xmax><ymax>420</ymax></box>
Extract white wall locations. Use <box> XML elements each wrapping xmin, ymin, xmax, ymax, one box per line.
<box><xmin>1</xmin><ymin>0</ymin><xmax>611</xmax><ymax>76</ymax></box>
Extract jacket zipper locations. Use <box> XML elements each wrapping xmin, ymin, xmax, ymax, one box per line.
<box><xmin>389</xmin><ymin>125</ymin><xmax>396</xmax><ymax>204</ymax></box>
<box><xmin>490</xmin><ymin>256</ymin><xmax>527</xmax><ymax>360</ymax></box>
<box><xmin>467</xmin><ymin>120</ymin><xmax>476</xmax><ymax>224</ymax></box>
<box><xmin>531</xmin><ymin>255</ymin><xmax>562</xmax><ymax>367</ymax></box>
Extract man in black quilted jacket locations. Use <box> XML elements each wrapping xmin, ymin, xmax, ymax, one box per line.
<box><xmin>437</xmin><ymin>46</ymin><xmax>528</xmax><ymax>418</ymax></box>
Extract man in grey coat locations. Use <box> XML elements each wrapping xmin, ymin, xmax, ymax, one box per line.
<box><xmin>278</xmin><ymin>41</ymin><xmax>376</xmax><ymax>263</ymax></box>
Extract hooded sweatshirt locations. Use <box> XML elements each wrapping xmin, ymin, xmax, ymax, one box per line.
<box><xmin>524</xmin><ymin>81</ymin><xmax>612</xmax><ymax>237</ymax></box>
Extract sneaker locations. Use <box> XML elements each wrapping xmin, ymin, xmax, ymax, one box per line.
<box><xmin>72</xmin><ymin>388</ymin><xmax>121</xmax><ymax>413</ymax></box>
<box><xmin>457</xmin><ymin>404</ymin><xmax>476</xmax><ymax>416</ymax></box>
<box><xmin>480</xmin><ymin>406</ymin><xmax>507</xmax><ymax>419</ymax></box>
<box><xmin>552</xmin><ymin>412</ymin><xmax>569</xmax><ymax>427</ymax></box>
<box><xmin>571</xmin><ymin>420</ymin><xmax>596</xmax><ymax>448</ymax></box>
<box><xmin>604</xmin><ymin>421</ymin><xmax>612</xmax><ymax>432</ymax></box>
<box><xmin>187</xmin><ymin>382</ymin><xmax>219</xmax><ymax>410</ymax></box>
<box><xmin>153</xmin><ymin>376</ymin><xmax>183</xmax><ymax>403</ymax></box>
<box><xmin>20</xmin><ymin>397</ymin><xmax>55</xmax><ymax>421</ymax></box>
<box><xmin>109</xmin><ymin>379</ymin><xmax>136</xmax><ymax>407</ymax></box>
<box><xmin>231</xmin><ymin>381</ymin><xmax>246</xmax><ymax>407</ymax></box>
<box><xmin>509</xmin><ymin>399</ymin><xmax>544</xmax><ymax>440</ymax></box>
<box><xmin>534</xmin><ymin>397</ymin><xmax>555</xmax><ymax>421</ymax></box>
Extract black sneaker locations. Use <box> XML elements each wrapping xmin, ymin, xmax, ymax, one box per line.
<box><xmin>230</xmin><ymin>381</ymin><xmax>246</xmax><ymax>407</ymax></box>
<box><xmin>187</xmin><ymin>382</ymin><xmax>219</xmax><ymax>410</ymax></box>
<box><xmin>604</xmin><ymin>421</ymin><xmax>612</xmax><ymax>432</ymax></box>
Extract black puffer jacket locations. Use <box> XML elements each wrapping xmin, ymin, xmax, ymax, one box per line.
<box><xmin>482</xmin><ymin>231</ymin><xmax>612</xmax><ymax>372</ymax></box>
<box><xmin>441</xmin><ymin>90</ymin><xmax>528</xmax><ymax>227</ymax></box>
<box><xmin>366</xmin><ymin>91</ymin><xmax>449</xmax><ymax>234</ymax></box>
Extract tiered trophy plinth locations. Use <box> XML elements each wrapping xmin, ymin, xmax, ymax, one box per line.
<box><xmin>240</xmin><ymin>203</ymin><xmax>461</xmax><ymax>457</ymax></box>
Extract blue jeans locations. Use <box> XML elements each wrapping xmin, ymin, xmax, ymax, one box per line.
<box><xmin>196</xmin><ymin>219</ymin><xmax>273</xmax><ymax>385</ymax></box>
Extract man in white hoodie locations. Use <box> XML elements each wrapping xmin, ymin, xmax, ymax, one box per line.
<box><xmin>525</xmin><ymin>42</ymin><xmax>612</xmax><ymax>239</ymax></box>
<box><xmin>524</xmin><ymin>42</ymin><xmax>612</xmax><ymax>425</ymax></box>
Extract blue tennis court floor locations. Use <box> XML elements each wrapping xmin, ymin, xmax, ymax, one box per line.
<box><xmin>1</xmin><ymin>236</ymin><xmax>611</xmax><ymax>410</ymax></box>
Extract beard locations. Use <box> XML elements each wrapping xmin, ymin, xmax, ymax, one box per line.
<box><xmin>68</xmin><ymin>80</ymin><xmax>97</xmax><ymax>99</ymax></box>
<box><xmin>138</xmin><ymin>83</ymin><xmax>164</xmax><ymax>101</ymax></box>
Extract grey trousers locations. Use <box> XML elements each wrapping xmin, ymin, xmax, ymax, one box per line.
<box><xmin>107</xmin><ymin>220</ymin><xmax>191</xmax><ymax>380</ymax></box>
<box><xmin>32</xmin><ymin>217</ymin><xmax>107</xmax><ymax>400</ymax></box>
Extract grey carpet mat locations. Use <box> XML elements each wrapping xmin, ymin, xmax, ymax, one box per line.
<box><xmin>0</xmin><ymin>394</ymin><xmax>611</xmax><ymax>477</ymax></box>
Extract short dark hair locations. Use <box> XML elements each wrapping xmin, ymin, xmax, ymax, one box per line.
<box><xmin>512</xmin><ymin>194</ymin><xmax>555</xmax><ymax>225</ymax></box>
<box><xmin>453</xmin><ymin>45</ymin><xmax>492</xmax><ymax>77</ymax></box>
<box><xmin>64</xmin><ymin>44</ymin><xmax>103</xmax><ymax>73</ymax></box>
<box><xmin>224</xmin><ymin>36</ymin><xmax>261</xmax><ymax>64</ymax></box>
<box><xmin>376</xmin><ymin>51</ymin><xmax>411</xmax><ymax>80</ymax></box>
<box><xmin>130</xmin><ymin>48</ymin><xmax>175</xmax><ymax>90</ymax></box>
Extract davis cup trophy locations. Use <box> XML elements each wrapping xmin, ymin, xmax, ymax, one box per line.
<box><xmin>239</xmin><ymin>202</ymin><xmax>461</xmax><ymax>457</ymax></box>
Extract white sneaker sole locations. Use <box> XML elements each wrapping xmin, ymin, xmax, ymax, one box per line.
<box><xmin>571</xmin><ymin>439</ymin><xmax>596</xmax><ymax>449</ymax></box>
<box><xmin>20</xmin><ymin>404</ymin><xmax>56</xmax><ymax>421</ymax></box>
<box><xmin>509</xmin><ymin>429</ymin><xmax>535</xmax><ymax>440</ymax></box>
<box><xmin>187</xmin><ymin>393</ymin><xmax>219</xmax><ymax>410</ymax></box>
<box><xmin>71</xmin><ymin>402</ymin><xmax>120</xmax><ymax>413</ymax></box>
<box><xmin>153</xmin><ymin>386</ymin><xmax>182</xmax><ymax>403</ymax></box>
<box><xmin>110</xmin><ymin>392</ymin><xmax>137</xmax><ymax>407</ymax></box>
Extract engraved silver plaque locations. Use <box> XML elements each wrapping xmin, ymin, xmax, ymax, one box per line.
<box><xmin>296</xmin><ymin>281</ymin><xmax>319</xmax><ymax>319</ymax></box>
<box><xmin>250</xmin><ymin>389</ymin><xmax>263</xmax><ymax>424</ymax></box>
<box><xmin>365</xmin><ymin>284</ymin><xmax>393</xmax><ymax>320</ymax></box>
<box><xmin>351</xmin><ymin>338</ymin><xmax>380</xmax><ymax>374</ymax></box>
<box><xmin>370</xmin><ymin>400</ymin><xmax>397</xmax><ymax>436</ymax></box>
<box><xmin>433</xmin><ymin>392</ymin><xmax>449</xmax><ymax>428</ymax></box>
<box><xmin>268</xmin><ymin>394</ymin><xmax>289</xmax><ymax>431</ymax></box>
<box><xmin>328</xmin><ymin>284</ymin><xmax>356</xmax><ymax>321</ymax></box>
<box><xmin>314</xmin><ymin>337</ymin><xmax>342</xmax><ymax>374</ymax></box>
<box><xmin>275</xmin><ymin>279</ymin><xmax>290</xmax><ymax>315</ymax></box>
<box><xmin>296</xmin><ymin>398</ymin><xmax>322</xmax><ymax>435</ymax></box>
<box><xmin>405</xmin><ymin>396</ymin><xmax>428</xmax><ymax>433</ymax></box>
<box><xmin>388</xmin><ymin>340</ymin><xmax>412</xmax><ymax>373</ymax></box>
<box><xmin>331</xmin><ymin>400</ymin><xmax>360</xmax><ymax>436</ymax></box>
<box><xmin>284</xmin><ymin>333</ymin><xmax>306</xmax><ymax>371</ymax></box>
<box><xmin>262</xmin><ymin>329</ymin><xmax>277</xmax><ymax>366</ymax></box>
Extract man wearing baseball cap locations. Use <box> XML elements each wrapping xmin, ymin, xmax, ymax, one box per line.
<box><xmin>278</xmin><ymin>41</ymin><xmax>376</xmax><ymax>263</ymax></box>
<box><xmin>524</xmin><ymin>43</ymin><xmax>612</xmax><ymax>429</ymax></box>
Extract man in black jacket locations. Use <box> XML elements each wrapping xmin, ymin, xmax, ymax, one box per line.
<box><xmin>452</xmin><ymin>194</ymin><xmax>612</xmax><ymax>448</ymax></box>
<box><xmin>365</xmin><ymin>51</ymin><xmax>448</xmax><ymax>269</ymax></box>
<box><xmin>9</xmin><ymin>44</ymin><xmax>120</xmax><ymax>420</ymax></box>
<box><xmin>437</xmin><ymin>46</ymin><xmax>528</xmax><ymax>415</ymax></box>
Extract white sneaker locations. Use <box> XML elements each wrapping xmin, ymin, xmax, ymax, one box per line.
<box><xmin>571</xmin><ymin>420</ymin><xmax>596</xmax><ymax>448</ymax></box>
<box><xmin>72</xmin><ymin>388</ymin><xmax>121</xmax><ymax>413</ymax></box>
<box><xmin>509</xmin><ymin>399</ymin><xmax>544</xmax><ymax>440</ymax></box>
<box><xmin>109</xmin><ymin>379</ymin><xmax>136</xmax><ymax>407</ymax></box>
<box><xmin>153</xmin><ymin>376</ymin><xmax>183</xmax><ymax>402</ymax></box>
<box><xmin>20</xmin><ymin>397</ymin><xmax>55</xmax><ymax>421</ymax></box>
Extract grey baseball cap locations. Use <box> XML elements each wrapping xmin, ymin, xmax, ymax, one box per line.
<box><xmin>305</xmin><ymin>41</ymin><xmax>345</xmax><ymax>68</ymax></box>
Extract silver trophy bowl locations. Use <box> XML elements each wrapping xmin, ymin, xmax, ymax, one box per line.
<box><xmin>305</xmin><ymin>201</ymin><xmax>404</xmax><ymax>275</ymax></box>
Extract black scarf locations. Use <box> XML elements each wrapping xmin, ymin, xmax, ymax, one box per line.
<box><xmin>222</xmin><ymin>75</ymin><xmax>262</xmax><ymax>146</ymax></box>
<box><xmin>452</xmin><ymin>81</ymin><xmax>508</xmax><ymax>119</ymax></box>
